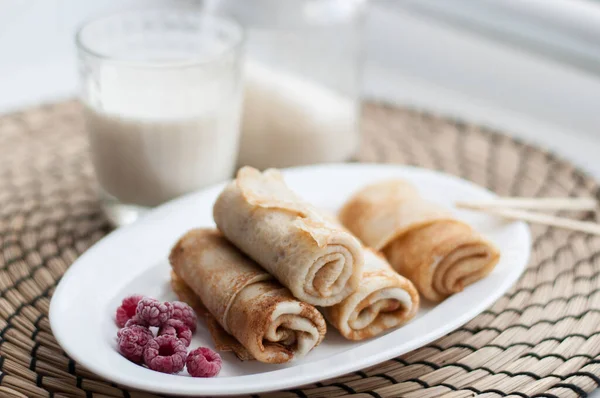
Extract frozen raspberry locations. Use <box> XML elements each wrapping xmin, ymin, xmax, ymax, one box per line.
<box><xmin>117</xmin><ymin>324</ymin><xmax>153</xmax><ymax>341</ymax></box>
<box><xmin>117</xmin><ymin>325</ymin><xmax>153</xmax><ymax>363</ymax></box>
<box><xmin>115</xmin><ymin>294</ymin><xmax>144</xmax><ymax>328</ymax></box>
<box><xmin>143</xmin><ymin>335</ymin><xmax>187</xmax><ymax>374</ymax></box>
<box><xmin>186</xmin><ymin>347</ymin><xmax>222</xmax><ymax>377</ymax></box>
<box><xmin>170</xmin><ymin>301</ymin><xmax>198</xmax><ymax>333</ymax></box>
<box><xmin>158</xmin><ymin>319</ymin><xmax>192</xmax><ymax>347</ymax></box>
<box><xmin>136</xmin><ymin>298</ymin><xmax>173</xmax><ymax>327</ymax></box>
<box><xmin>124</xmin><ymin>314</ymin><xmax>148</xmax><ymax>328</ymax></box>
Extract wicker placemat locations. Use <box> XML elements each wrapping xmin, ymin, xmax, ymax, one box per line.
<box><xmin>0</xmin><ymin>101</ymin><xmax>599</xmax><ymax>398</ymax></box>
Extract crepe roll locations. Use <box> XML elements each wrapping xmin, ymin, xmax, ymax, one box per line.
<box><xmin>213</xmin><ymin>166</ymin><xmax>364</xmax><ymax>306</ymax></box>
<box><xmin>169</xmin><ymin>229</ymin><xmax>326</xmax><ymax>364</ymax></box>
<box><xmin>324</xmin><ymin>249</ymin><xmax>419</xmax><ymax>340</ymax></box>
<box><xmin>170</xmin><ymin>271</ymin><xmax>253</xmax><ymax>361</ymax></box>
<box><xmin>339</xmin><ymin>180</ymin><xmax>500</xmax><ymax>302</ymax></box>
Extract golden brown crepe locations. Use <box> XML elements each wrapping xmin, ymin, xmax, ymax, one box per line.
<box><xmin>170</xmin><ymin>271</ymin><xmax>253</xmax><ymax>361</ymax></box>
<box><xmin>213</xmin><ymin>166</ymin><xmax>364</xmax><ymax>307</ymax></box>
<box><xmin>323</xmin><ymin>249</ymin><xmax>419</xmax><ymax>340</ymax></box>
<box><xmin>339</xmin><ymin>180</ymin><xmax>500</xmax><ymax>302</ymax></box>
<box><xmin>169</xmin><ymin>228</ymin><xmax>327</xmax><ymax>364</ymax></box>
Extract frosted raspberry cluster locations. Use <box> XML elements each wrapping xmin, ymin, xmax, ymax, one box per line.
<box><xmin>114</xmin><ymin>294</ymin><xmax>221</xmax><ymax>377</ymax></box>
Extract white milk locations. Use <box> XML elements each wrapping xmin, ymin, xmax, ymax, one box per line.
<box><xmin>85</xmin><ymin>58</ymin><xmax>355</xmax><ymax>207</ymax></box>
<box><xmin>84</xmin><ymin>59</ymin><xmax>242</xmax><ymax>208</ymax></box>
<box><xmin>239</xmin><ymin>61</ymin><xmax>359</xmax><ymax>169</ymax></box>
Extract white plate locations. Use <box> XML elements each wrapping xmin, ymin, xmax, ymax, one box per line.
<box><xmin>50</xmin><ymin>164</ymin><xmax>530</xmax><ymax>396</ymax></box>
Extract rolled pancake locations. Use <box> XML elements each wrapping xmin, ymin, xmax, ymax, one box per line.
<box><xmin>213</xmin><ymin>166</ymin><xmax>364</xmax><ymax>306</ymax></box>
<box><xmin>170</xmin><ymin>271</ymin><xmax>253</xmax><ymax>361</ymax></box>
<box><xmin>339</xmin><ymin>180</ymin><xmax>500</xmax><ymax>302</ymax></box>
<box><xmin>324</xmin><ymin>249</ymin><xmax>419</xmax><ymax>340</ymax></box>
<box><xmin>169</xmin><ymin>228</ymin><xmax>326</xmax><ymax>364</ymax></box>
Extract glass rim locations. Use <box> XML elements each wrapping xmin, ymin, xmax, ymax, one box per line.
<box><xmin>75</xmin><ymin>8</ymin><xmax>245</xmax><ymax>69</ymax></box>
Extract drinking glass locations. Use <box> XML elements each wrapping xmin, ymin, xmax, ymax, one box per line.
<box><xmin>76</xmin><ymin>9</ymin><xmax>245</xmax><ymax>226</ymax></box>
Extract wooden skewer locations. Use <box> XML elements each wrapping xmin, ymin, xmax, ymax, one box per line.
<box><xmin>457</xmin><ymin>197</ymin><xmax>597</xmax><ymax>211</ymax></box>
<box><xmin>464</xmin><ymin>206</ymin><xmax>600</xmax><ymax>236</ymax></box>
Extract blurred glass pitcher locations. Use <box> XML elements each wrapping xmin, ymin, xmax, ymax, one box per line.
<box><xmin>212</xmin><ymin>0</ymin><xmax>367</xmax><ymax>169</ymax></box>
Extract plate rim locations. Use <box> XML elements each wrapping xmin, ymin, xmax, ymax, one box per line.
<box><xmin>50</xmin><ymin>163</ymin><xmax>531</xmax><ymax>396</ymax></box>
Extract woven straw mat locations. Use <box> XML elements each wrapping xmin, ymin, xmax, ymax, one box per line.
<box><xmin>0</xmin><ymin>101</ymin><xmax>600</xmax><ymax>398</ymax></box>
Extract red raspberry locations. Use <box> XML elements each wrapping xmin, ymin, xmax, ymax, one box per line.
<box><xmin>136</xmin><ymin>298</ymin><xmax>173</xmax><ymax>327</ymax></box>
<box><xmin>171</xmin><ymin>301</ymin><xmax>198</xmax><ymax>333</ymax></box>
<box><xmin>115</xmin><ymin>294</ymin><xmax>144</xmax><ymax>328</ymax></box>
<box><xmin>158</xmin><ymin>319</ymin><xmax>192</xmax><ymax>347</ymax></box>
<box><xmin>143</xmin><ymin>335</ymin><xmax>187</xmax><ymax>374</ymax></box>
<box><xmin>186</xmin><ymin>347</ymin><xmax>222</xmax><ymax>377</ymax></box>
<box><xmin>117</xmin><ymin>325</ymin><xmax>153</xmax><ymax>364</ymax></box>
<box><xmin>124</xmin><ymin>314</ymin><xmax>148</xmax><ymax>328</ymax></box>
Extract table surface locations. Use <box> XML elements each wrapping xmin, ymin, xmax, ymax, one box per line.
<box><xmin>1</xmin><ymin>3</ymin><xmax>599</xmax><ymax>396</ymax></box>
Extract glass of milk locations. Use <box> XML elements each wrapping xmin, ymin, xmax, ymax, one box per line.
<box><xmin>76</xmin><ymin>9</ymin><xmax>245</xmax><ymax>226</ymax></box>
<box><xmin>213</xmin><ymin>0</ymin><xmax>366</xmax><ymax>169</ymax></box>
